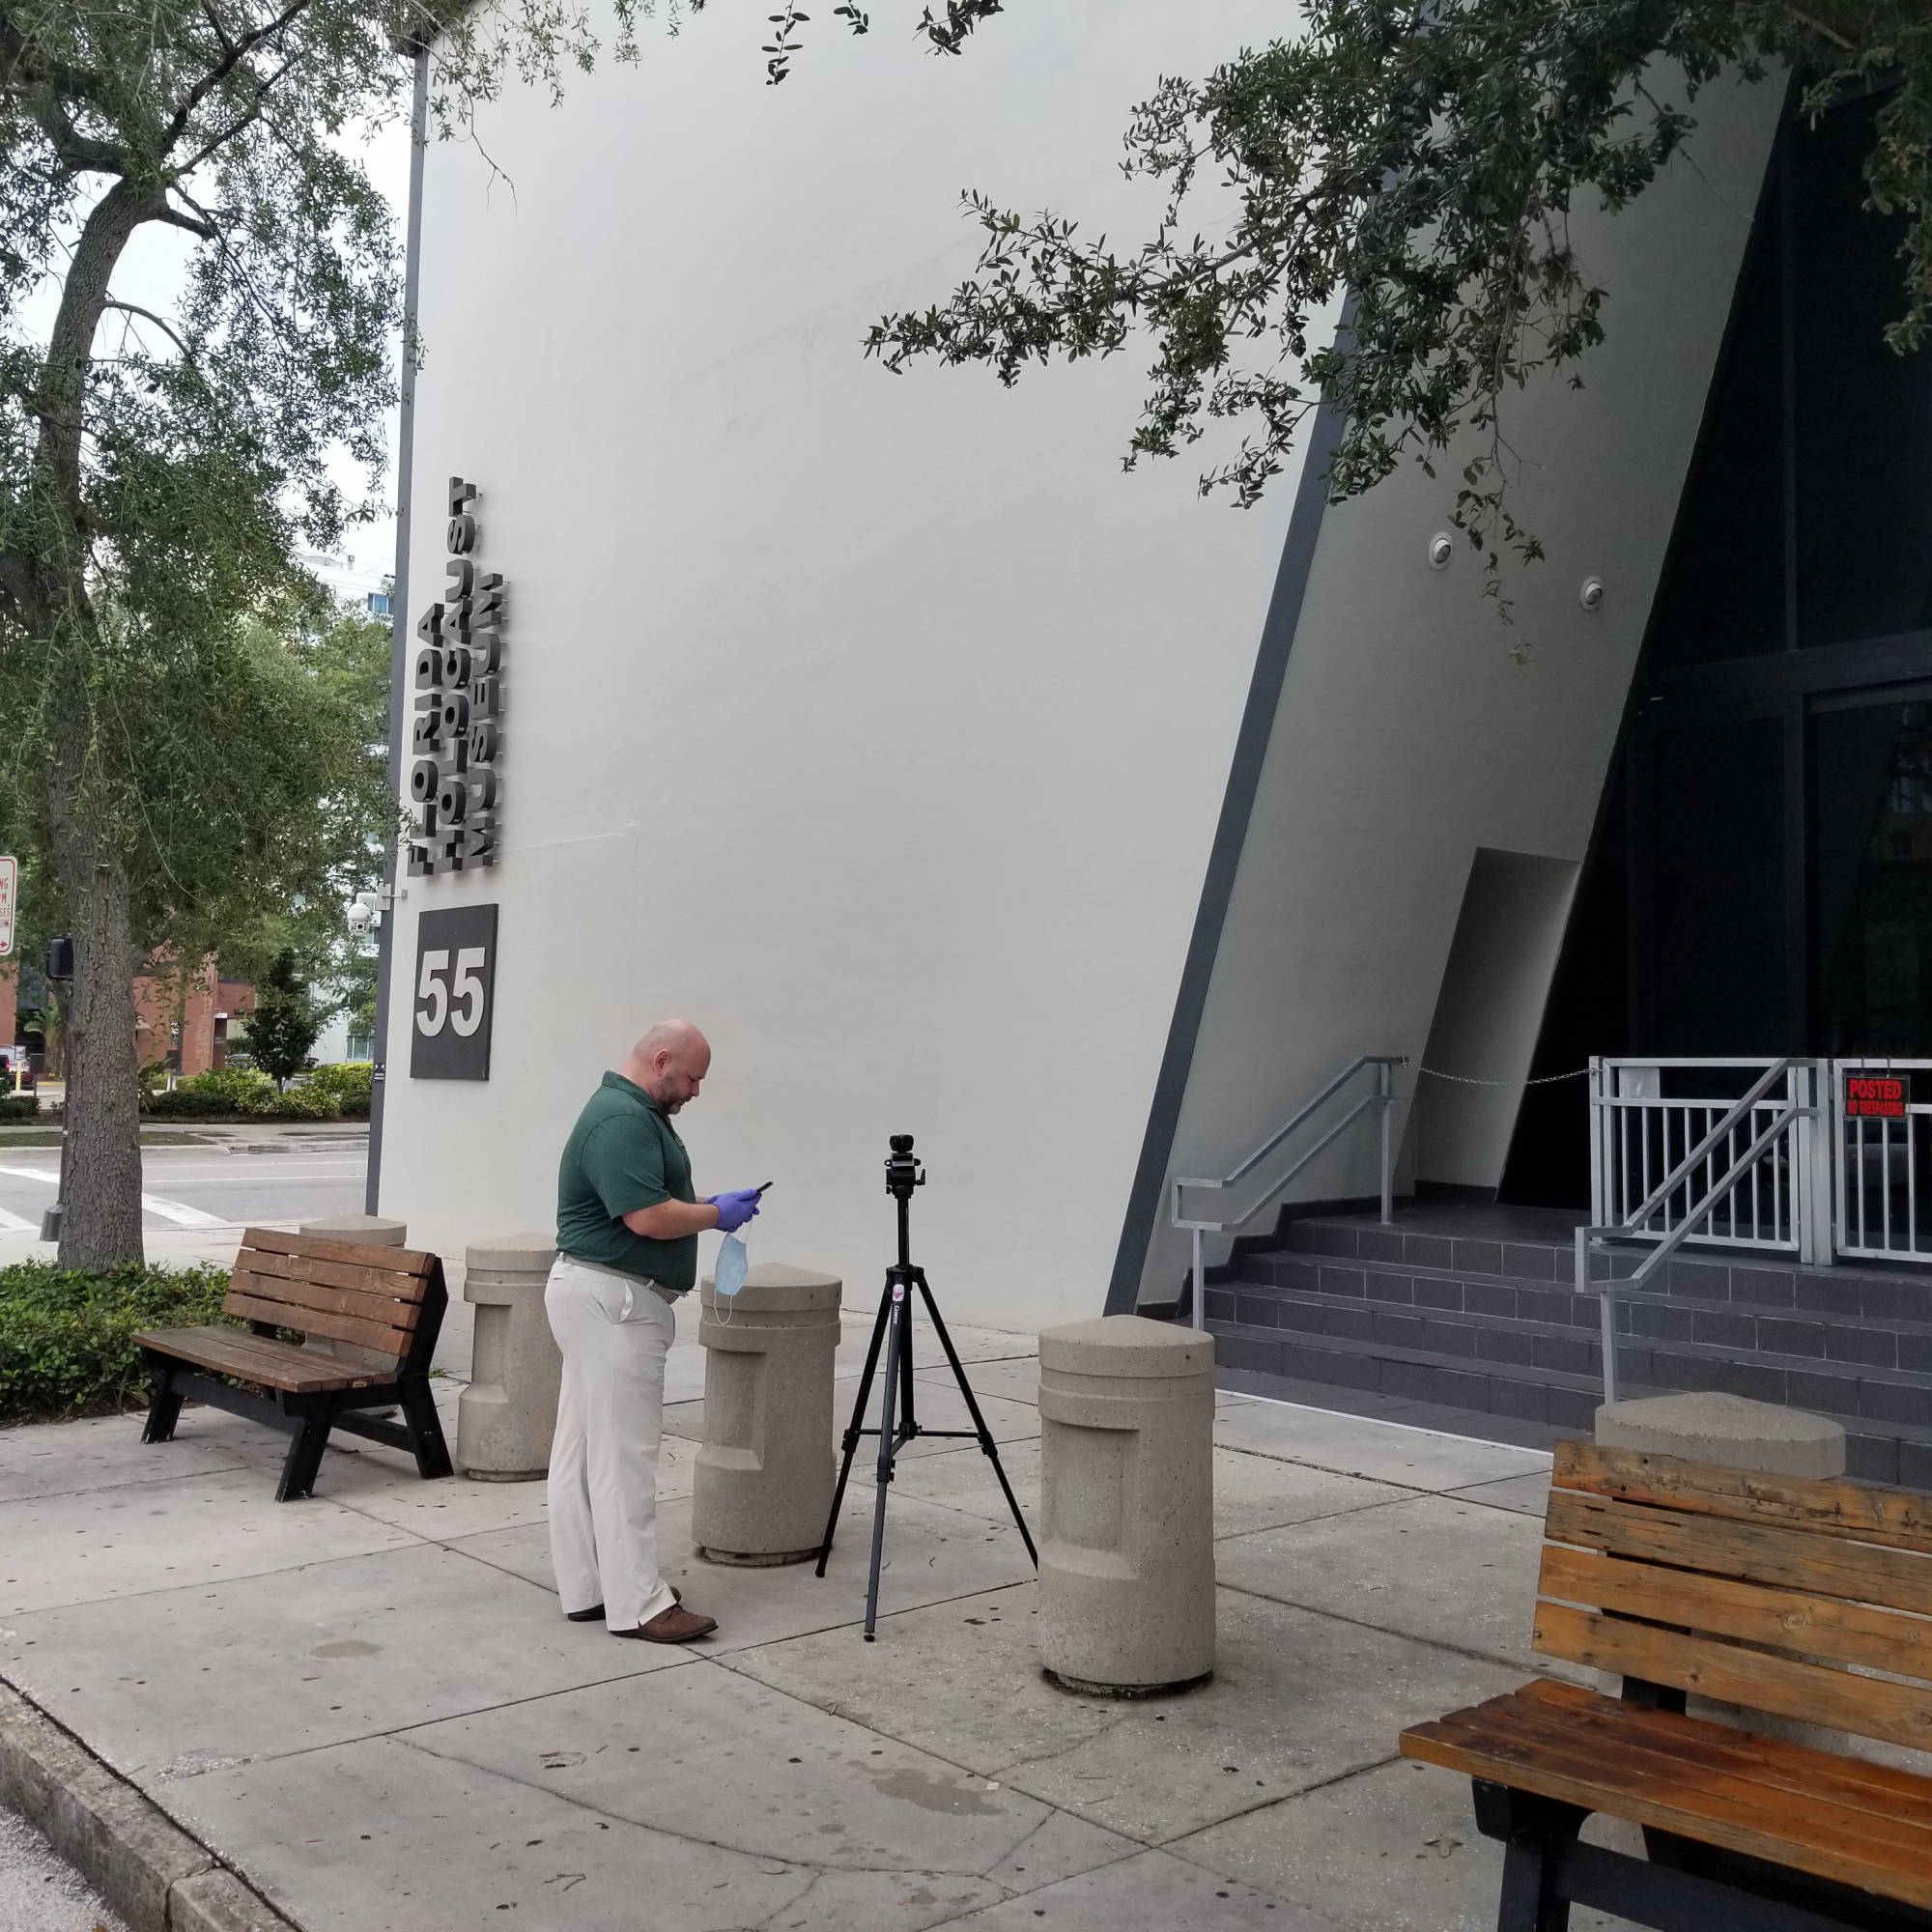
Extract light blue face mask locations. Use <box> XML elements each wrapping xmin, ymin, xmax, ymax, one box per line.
<box><xmin>714</xmin><ymin>1232</ymin><xmax>749</xmax><ymax>1299</ymax></box>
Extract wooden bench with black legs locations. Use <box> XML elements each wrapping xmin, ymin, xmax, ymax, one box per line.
<box><xmin>134</xmin><ymin>1228</ymin><xmax>454</xmax><ymax>1502</ymax></box>
<box><xmin>1400</xmin><ymin>1439</ymin><xmax>1932</xmax><ymax>1932</ymax></box>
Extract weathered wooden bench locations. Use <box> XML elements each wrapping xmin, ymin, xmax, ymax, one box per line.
<box><xmin>135</xmin><ymin>1228</ymin><xmax>454</xmax><ymax>1502</ymax></box>
<box><xmin>1400</xmin><ymin>1439</ymin><xmax>1932</xmax><ymax>1931</ymax></box>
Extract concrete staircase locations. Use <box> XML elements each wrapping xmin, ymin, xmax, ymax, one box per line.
<box><xmin>1202</xmin><ymin>1204</ymin><xmax>1932</xmax><ymax>1487</ymax></box>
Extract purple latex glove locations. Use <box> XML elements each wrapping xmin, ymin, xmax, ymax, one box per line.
<box><xmin>705</xmin><ymin>1188</ymin><xmax>762</xmax><ymax>1235</ymax></box>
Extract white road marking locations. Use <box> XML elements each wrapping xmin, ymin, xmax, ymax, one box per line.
<box><xmin>0</xmin><ymin>1205</ymin><xmax>39</xmax><ymax>1232</ymax></box>
<box><xmin>0</xmin><ymin>1165</ymin><xmax>57</xmax><ymax>1182</ymax></box>
<box><xmin>139</xmin><ymin>1195</ymin><xmax>228</xmax><ymax>1228</ymax></box>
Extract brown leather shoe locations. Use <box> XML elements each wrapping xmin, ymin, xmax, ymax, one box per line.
<box><xmin>615</xmin><ymin>1603</ymin><xmax>717</xmax><ymax>1643</ymax></box>
<box><xmin>568</xmin><ymin>1586</ymin><xmax>678</xmax><ymax>1623</ymax></box>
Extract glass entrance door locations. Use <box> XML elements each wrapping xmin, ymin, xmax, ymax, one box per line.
<box><xmin>1814</xmin><ymin>690</ymin><xmax>1932</xmax><ymax>1057</ymax></box>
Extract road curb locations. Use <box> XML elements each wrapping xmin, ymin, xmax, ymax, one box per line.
<box><xmin>0</xmin><ymin>1679</ymin><xmax>299</xmax><ymax>1932</ymax></box>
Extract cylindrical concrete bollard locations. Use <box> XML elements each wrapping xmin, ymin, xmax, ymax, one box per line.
<box><xmin>694</xmin><ymin>1264</ymin><xmax>841</xmax><ymax>1565</ymax></box>
<box><xmin>1596</xmin><ymin>1390</ymin><xmax>1845</xmax><ymax>1478</ymax></box>
<box><xmin>457</xmin><ymin>1234</ymin><xmax>563</xmax><ymax>1482</ymax></box>
<box><xmin>1037</xmin><ymin>1315</ymin><xmax>1215</xmax><ymax>1697</ymax></box>
<box><xmin>298</xmin><ymin>1215</ymin><xmax>410</xmax><ymax>1369</ymax></box>
<box><xmin>298</xmin><ymin>1213</ymin><xmax>409</xmax><ymax>1247</ymax></box>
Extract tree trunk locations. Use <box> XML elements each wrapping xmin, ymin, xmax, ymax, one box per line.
<box><xmin>45</xmin><ymin>759</ymin><xmax>144</xmax><ymax>1270</ymax></box>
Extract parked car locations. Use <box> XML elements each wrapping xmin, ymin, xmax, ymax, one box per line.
<box><xmin>1</xmin><ymin>1052</ymin><xmax>36</xmax><ymax>1094</ymax></box>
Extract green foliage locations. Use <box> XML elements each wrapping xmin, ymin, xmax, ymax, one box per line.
<box><xmin>305</xmin><ymin>1061</ymin><xmax>373</xmax><ymax>1119</ymax></box>
<box><xmin>867</xmin><ymin>0</ymin><xmax>1930</xmax><ymax>633</ymax></box>
<box><xmin>243</xmin><ymin>949</ymin><xmax>322</xmax><ymax>1089</ymax></box>
<box><xmin>0</xmin><ymin>1094</ymin><xmax>37</xmax><ymax>1122</ymax></box>
<box><xmin>0</xmin><ymin>1259</ymin><xmax>230</xmax><ymax>1422</ymax></box>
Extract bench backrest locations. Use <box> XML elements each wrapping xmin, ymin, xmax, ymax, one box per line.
<box><xmin>226</xmin><ymin>1228</ymin><xmax>444</xmax><ymax>1374</ymax></box>
<box><xmin>1538</xmin><ymin>1440</ymin><xmax>1932</xmax><ymax>1754</ymax></box>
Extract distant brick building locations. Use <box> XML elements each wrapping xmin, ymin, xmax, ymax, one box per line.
<box><xmin>134</xmin><ymin>959</ymin><xmax>256</xmax><ymax>1076</ymax></box>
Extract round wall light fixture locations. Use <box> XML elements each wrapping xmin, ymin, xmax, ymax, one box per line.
<box><xmin>1579</xmin><ymin>576</ymin><xmax>1605</xmax><ymax>611</ymax></box>
<box><xmin>1427</xmin><ymin>532</ymin><xmax>1454</xmax><ymax>571</ymax></box>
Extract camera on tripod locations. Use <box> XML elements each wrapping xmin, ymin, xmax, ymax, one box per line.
<box><xmin>884</xmin><ymin>1133</ymin><xmax>924</xmax><ymax>1200</ymax></box>
<box><xmin>819</xmin><ymin>1130</ymin><xmax>1036</xmax><ymax>1638</ymax></box>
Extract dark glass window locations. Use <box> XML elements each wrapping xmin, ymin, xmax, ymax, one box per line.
<box><xmin>1815</xmin><ymin>695</ymin><xmax>1932</xmax><ymax>1054</ymax></box>
<box><xmin>1795</xmin><ymin>97</ymin><xmax>1932</xmax><ymax>647</ymax></box>
<box><xmin>1648</xmin><ymin>716</ymin><xmax>1788</xmax><ymax>1054</ymax></box>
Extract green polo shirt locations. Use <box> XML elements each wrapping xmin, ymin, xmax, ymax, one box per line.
<box><xmin>556</xmin><ymin>1072</ymin><xmax>698</xmax><ymax>1293</ymax></box>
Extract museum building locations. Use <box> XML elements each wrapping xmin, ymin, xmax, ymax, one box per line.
<box><xmin>372</xmin><ymin>5</ymin><xmax>1932</xmax><ymax>1474</ymax></box>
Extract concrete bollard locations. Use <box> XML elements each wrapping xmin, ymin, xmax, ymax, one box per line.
<box><xmin>1595</xmin><ymin>1390</ymin><xmax>1846</xmax><ymax>1478</ymax></box>
<box><xmin>298</xmin><ymin>1215</ymin><xmax>411</xmax><ymax>1369</ymax></box>
<box><xmin>298</xmin><ymin>1213</ymin><xmax>410</xmax><ymax>1247</ymax></box>
<box><xmin>1037</xmin><ymin>1315</ymin><xmax>1215</xmax><ymax>1697</ymax></box>
<box><xmin>457</xmin><ymin>1234</ymin><xmax>563</xmax><ymax>1482</ymax></box>
<box><xmin>694</xmin><ymin>1264</ymin><xmax>841</xmax><ymax>1565</ymax></box>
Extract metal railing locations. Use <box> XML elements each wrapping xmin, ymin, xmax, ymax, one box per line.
<box><xmin>1578</xmin><ymin>1059</ymin><xmax>1830</xmax><ymax>1403</ymax></box>
<box><xmin>1590</xmin><ymin>1058</ymin><xmax>1818</xmax><ymax>1256</ymax></box>
<box><xmin>1834</xmin><ymin>1059</ymin><xmax>1932</xmax><ymax>1263</ymax></box>
<box><xmin>1171</xmin><ymin>1055</ymin><xmax>1404</xmax><ymax>1333</ymax></box>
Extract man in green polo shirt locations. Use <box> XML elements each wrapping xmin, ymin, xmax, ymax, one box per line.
<box><xmin>546</xmin><ymin>1019</ymin><xmax>763</xmax><ymax>1643</ymax></box>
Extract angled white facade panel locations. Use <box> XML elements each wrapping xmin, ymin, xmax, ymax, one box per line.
<box><xmin>380</xmin><ymin>2</ymin><xmax>1311</xmax><ymax>1329</ymax></box>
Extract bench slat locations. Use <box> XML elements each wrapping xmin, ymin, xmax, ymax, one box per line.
<box><xmin>1538</xmin><ymin>1541</ymin><xmax>1932</xmax><ymax>1686</ymax></box>
<box><xmin>241</xmin><ymin>1226</ymin><xmax>434</xmax><ymax>1275</ymax></box>
<box><xmin>1547</xmin><ymin>1487</ymin><xmax>1932</xmax><ymax>1618</ymax></box>
<box><xmin>1509</xmin><ymin>1679</ymin><xmax>1932</xmax><ymax>1828</ymax></box>
<box><xmin>221</xmin><ymin>1293</ymin><xmax>409</xmax><ymax>1360</ymax></box>
<box><xmin>1533</xmin><ymin>1600</ymin><xmax>1932</xmax><ymax>1753</ymax></box>
<box><xmin>238</xmin><ymin>1248</ymin><xmax>431</xmax><ymax>1303</ymax></box>
<box><xmin>225</xmin><ymin>1268</ymin><xmax>421</xmax><ymax>1332</ymax></box>
<box><xmin>1429</xmin><ymin>1688</ymin><xmax>1932</xmax><ymax>1863</ymax></box>
<box><xmin>1555</xmin><ymin>1440</ymin><xmax>1932</xmax><ymax>1556</ymax></box>
<box><xmin>1401</xmin><ymin>1685</ymin><xmax>1932</xmax><ymax>1907</ymax></box>
<box><xmin>133</xmin><ymin>1326</ymin><xmax>384</xmax><ymax>1393</ymax></box>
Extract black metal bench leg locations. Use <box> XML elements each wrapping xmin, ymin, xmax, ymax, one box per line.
<box><xmin>277</xmin><ymin>1416</ymin><xmax>332</xmax><ymax>1501</ymax></box>
<box><xmin>142</xmin><ymin>1365</ymin><xmax>185</xmax><ymax>1444</ymax></box>
<box><xmin>1474</xmin><ymin>1782</ymin><xmax>1587</xmax><ymax>1932</ymax></box>
<box><xmin>398</xmin><ymin>1377</ymin><xmax>453</xmax><ymax>1480</ymax></box>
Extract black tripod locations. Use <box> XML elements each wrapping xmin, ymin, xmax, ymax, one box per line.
<box><xmin>815</xmin><ymin>1135</ymin><xmax>1037</xmax><ymax>1638</ymax></box>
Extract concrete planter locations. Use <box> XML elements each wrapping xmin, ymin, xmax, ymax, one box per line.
<box><xmin>457</xmin><ymin>1234</ymin><xmax>562</xmax><ymax>1482</ymax></box>
<box><xmin>694</xmin><ymin>1264</ymin><xmax>841</xmax><ymax>1565</ymax></box>
<box><xmin>1037</xmin><ymin>1314</ymin><xmax>1215</xmax><ymax>1696</ymax></box>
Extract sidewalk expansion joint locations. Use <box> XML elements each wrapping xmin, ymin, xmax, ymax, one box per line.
<box><xmin>0</xmin><ymin>1673</ymin><xmax>300</xmax><ymax>1932</ymax></box>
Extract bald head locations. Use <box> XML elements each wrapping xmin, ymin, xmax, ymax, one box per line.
<box><xmin>621</xmin><ymin>1019</ymin><xmax>712</xmax><ymax>1114</ymax></box>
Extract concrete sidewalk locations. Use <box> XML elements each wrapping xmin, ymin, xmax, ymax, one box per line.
<box><xmin>0</xmin><ymin>1303</ymin><xmax>1624</xmax><ymax>1932</ymax></box>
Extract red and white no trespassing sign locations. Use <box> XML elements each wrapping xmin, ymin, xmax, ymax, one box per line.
<box><xmin>0</xmin><ymin>856</ymin><xmax>14</xmax><ymax>957</ymax></box>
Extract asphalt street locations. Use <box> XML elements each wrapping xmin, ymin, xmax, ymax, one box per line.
<box><xmin>0</xmin><ymin>1138</ymin><xmax>367</xmax><ymax>1236</ymax></box>
<box><xmin>0</xmin><ymin>1806</ymin><xmax>125</xmax><ymax>1932</ymax></box>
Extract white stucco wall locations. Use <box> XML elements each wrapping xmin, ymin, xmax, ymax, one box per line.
<box><xmin>1139</xmin><ymin>70</ymin><xmax>1786</xmax><ymax>1303</ymax></box>
<box><xmin>378</xmin><ymin>2</ymin><xmax>1315</xmax><ymax>1329</ymax></box>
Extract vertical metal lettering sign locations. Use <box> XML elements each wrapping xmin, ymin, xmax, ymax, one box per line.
<box><xmin>406</xmin><ymin>476</ymin><xmax>504</xmax><ymax>876</ymax></box>
<box><xmin>411</xmin><ymin>904</ymin><xmax>498</xmax><ymax>1079</ymax></box>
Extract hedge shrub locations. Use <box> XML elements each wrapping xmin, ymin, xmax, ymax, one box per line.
<box><xmin>0</xmin><ymin>1094</ymin><xmax>38</xmax><ymax>1122</ymax></box>
<box><xmin>0</xmin><ymin>1261</ymin><xmax>231</xmax><ymax>1423</ymax></box>
<box><xmin>303</xmin><ymin>1062</ymin><xmax>372</xmax><ymax>1118</ymax></box>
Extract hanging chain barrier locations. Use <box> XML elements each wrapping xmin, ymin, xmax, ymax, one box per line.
<box><xmin>1411</xmin><ymin>1064</ymin><xmax>1593</xmax><ymax>1087</ymax></box>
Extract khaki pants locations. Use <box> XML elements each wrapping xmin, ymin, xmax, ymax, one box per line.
<box><xmin>544</xmin><ymin>1255</ymin><xmax>679</xmax><ymax>1632</ymax></box>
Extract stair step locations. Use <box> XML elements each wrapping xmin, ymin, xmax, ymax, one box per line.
<box><xmin>1280</xmin><ymin>1214</ymin><xmax>1932</xmax><ymax>1320</ymax></box>
<box><xmin>1230</xmin><ymin>1266</ymin><xmax>1932</xmax><ymax>1365</ymax></box>
<box><xmin>1218</xmin><ymin>1280</ymin><xmax>1932</xmax><ymax>1425</ymax></box>
<box><xmin>1205</xmin><ymin>1315</ymin><xmax>1932</xmax><ymax>1490</ymax></box>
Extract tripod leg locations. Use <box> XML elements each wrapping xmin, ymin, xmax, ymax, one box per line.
<box><xmin>865</xmin><ymin>1283</ymin><xmax>907</xmax><ymax>1640</ymax></box>
<box><xmin>897</xmin><ymin>1270</ymin><xmax>919</xmax><ymax>1443</ymax></box>
<box><xmin>917</xmin><ymin>1273</ymin><xmax>1038</xmax><ymax>1567</ymax></box>
<box><xmin>816</xmin><ymin>1279</ymin><xmax>893</xmax><ymax>1577</ymax></box>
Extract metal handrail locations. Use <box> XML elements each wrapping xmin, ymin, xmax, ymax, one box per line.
<box><xmin>1605</xmin><ymin>1058</ymin><xmax>1792</xmax><ymax>1236</ymax></box>
<box><xmin>1578</xmin><ymin>1080</ymin><xmax>1807</xmax><ymax>1405</ymax></box>
<box><xmin>1171</xmin><ymin>1055</ymin><xmax>1405</xmax><ymax>1332</ymax></box>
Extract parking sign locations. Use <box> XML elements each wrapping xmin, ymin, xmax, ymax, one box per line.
<box><xmin>0</xmin><ymin>857</ymin><xmax>14</xmax><ymax>957</ymax></box>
